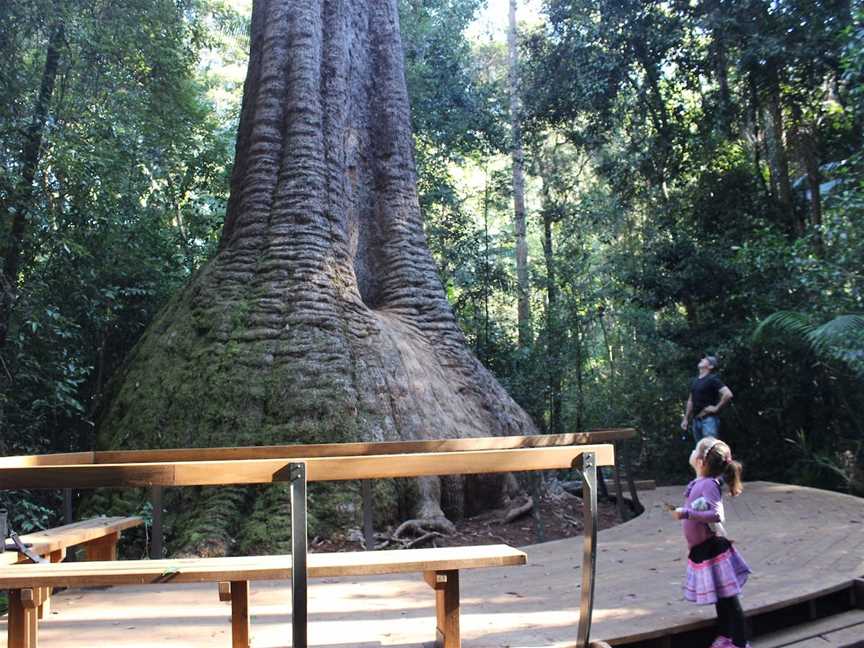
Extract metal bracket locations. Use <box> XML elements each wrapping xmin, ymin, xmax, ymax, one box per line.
<box><xmin>289</xmin><ymin>462</ymin><xmax>308</xmax><ymax>648</ymax></box>
<box><xmin>572</xmin><ymin>451</ymin><xmax>598</xmax><ymax>648</ymax></box>
<box><xmin>288</xmin><ymin>463</ymin><xmax>305</xmax><ymax>482</ymax></box>
<box><xmin>9</xmin><ymin>530</ymin><xmax>47</xmax><ymax>564</ymax></box>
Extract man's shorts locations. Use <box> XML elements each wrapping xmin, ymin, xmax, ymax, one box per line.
<box><xmin>691</xmin><ymin>415</ymin><xmax>720</xmax><ymax>443</ymax></box>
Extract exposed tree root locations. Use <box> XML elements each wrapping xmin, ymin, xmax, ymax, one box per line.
<box><xmin>393</xmin><ymin>515</ymin><xmax>456</xmax><ymax>539</ymax></box>
<box><xmin>502</xmin><ymin>495</ymin><xmax>534</xmax><ymax>524</ymax></box>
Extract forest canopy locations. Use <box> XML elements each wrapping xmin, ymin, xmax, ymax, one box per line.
<box><xmin>1</xmin><ymin>0</ymin><xmax>862</xmax><ymax>537</ymax></box>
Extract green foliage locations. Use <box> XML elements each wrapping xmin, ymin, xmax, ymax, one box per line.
<box><xmin>514</xmin><ymin>0</ymin><xmax>864</xmax><ymax>491</ymax></box>
<box><xmin>0</xmin><ymin>0</ymin><xmax>240</xmax><ymax>530</ymax></box>
<box><xmin>754</xmin><ymin>312</ymin><xmax>864</xmax><ymax>377</ymax></box>
<box><xmin>2</xmin><ymin>0</ymin><xmax>863</xmax><ymax>554</ymax></box>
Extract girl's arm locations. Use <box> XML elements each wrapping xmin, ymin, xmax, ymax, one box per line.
<box><xmin>683</xmin><ymin>482</ymin><xmax>723</xmax><ymax>523</ymax></box>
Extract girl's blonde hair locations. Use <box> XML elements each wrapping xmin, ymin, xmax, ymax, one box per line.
<box><xmin>691</xmin><ymin>438</ymin><xmax>743</xmax><ymax>496</ymax></box>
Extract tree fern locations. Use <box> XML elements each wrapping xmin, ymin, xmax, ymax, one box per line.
<box><xmin>753</xmin><ymin>311</ymin><xmax>864</xmax><ymax>379</ymax></box>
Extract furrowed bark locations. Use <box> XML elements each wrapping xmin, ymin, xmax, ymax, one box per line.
<box><xmin>96</xmin><ymin>0</ymin><xmax>537</xmax><ymax>555</ymax></box>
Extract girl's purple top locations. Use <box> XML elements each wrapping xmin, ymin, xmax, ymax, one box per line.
<box><xmin>681</xmin><ymin>477</ymin><xmax>724</xmax><ymax>548</ymax></box>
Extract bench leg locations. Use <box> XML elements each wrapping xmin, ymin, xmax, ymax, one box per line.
<box><xmin>38</xmin><ymin>549</ymin><xmax>65</xmax><ymax>619</ymax></box>
<box><xmin>7</xmin><ymin>589</ymin><xmax>38</xmax><ymax>648</ymax></box>
<box><xmin>230</xmin><ymin>580</ymin><xmax>250</xmax><ymax>648</ymax></box>
<box><xmin>84</xmin><ymin>531</ymin><xmax>119</xmax><ymax>561</ymax></box>
<box><xmin>424</xmin><ymin>570</ymin><xmax>460</xmax><ymax>648</ymax></box>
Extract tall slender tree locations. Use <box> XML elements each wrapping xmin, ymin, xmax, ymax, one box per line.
<box><xmin>0</xmin><ymin>19</ymin><xmax>64</xmax><ymax>350</ymax></box>
<box><xmin>508</xmin><ymin>0</ymin><xmax>531</xmax><ymax>347</ymax></box>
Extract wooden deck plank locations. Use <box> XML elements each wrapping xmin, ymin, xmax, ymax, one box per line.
<box><xmin>753</xmin><ymin>610</ymin><xmax>864</xmax><ymax>647</ymax></box>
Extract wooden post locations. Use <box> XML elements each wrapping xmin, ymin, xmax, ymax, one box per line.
<box><xmin>63</xmin><ymin>488</ymin><xmax>73</xmax><ymax>526</ymax></box>
<box><xmin>7</xmin><ymin>588</ymin><xmax>38</xmax><ymax>648</ymax></box>
<box><xmin>361</xmin><ymin>480</ymin><xmax>375</xmax><ymax>551</ymax></box>
<box><xmin>38</xmin><ymin>548</ymin><xmax>66</xmax><ymax>619</ymax></box>
<box><xmin>150</xmin><ymin>485</ymin><xmax>163</xmax><ymax>559</ymax></box>
<box><xmin>424</xmin><ymin>570</ymin><xmax>460</xmax><ymax>648</ymax></box>
<box><xmin>84</xmin><ymin>532</ymin><xmax>119</xmax><ymax>561</ymax></box>
<box><xmin>230</xmin><ymin>580</ymin><xmax>250</xmax><ymax>648</ymax></box>
<box><xmin>530</xmin><ymin>472</ymin><xmax>545</xmax><ymax>543</ymax></box>
<box><xmin>596</xmin><ymin>469</ymin><xmax>610</xmax><ymax>501</ymax></box>
<box><xmin>622</xmin><ymin>440</ymin><xmax>643</xmax><ymax>515</ymax></box>
<box><xmin>218</xmin><ymin>581</ymin><xmax>232</xmax><ymax>602</ymax></box>
<box><xmin>612</xmin><ymin>442</ymin><xmax>626</xmax><ymax>522</ymax></box>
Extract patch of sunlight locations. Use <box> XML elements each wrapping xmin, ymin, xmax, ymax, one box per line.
<box><xmin>467</xmin><ymin>0</ymin><xmax>544</xmax><ymax>42</ymax></box>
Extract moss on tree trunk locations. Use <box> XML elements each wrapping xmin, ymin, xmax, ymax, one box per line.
<box><xmin>95</xmin><ymin>0</ymin><xmax>537</xmax><ymax>555</ymax></box>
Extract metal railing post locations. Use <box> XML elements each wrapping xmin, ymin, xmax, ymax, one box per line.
<box><xmin>574</xmin><ymin>451</ymin><xmax>598</xmax><ymax>648</ymax></box>
<box><xmin>290</xmin><ymin>462</ymin><xmax>308</xmax><ymax>648</ymax></box>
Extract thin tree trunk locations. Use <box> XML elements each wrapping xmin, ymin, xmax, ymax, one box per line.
<box><xmin>508</xmin><ymin>0</ymin><xmax>530</xmax><ymax>347</ymax></box>
<box><xmin>0</xmin><ymin>22</ymin><xmax>64</xmax><ymax>350</ymax></box>
<box><xmin>748</xmin><ymin>76</ymin><xmax>772</xmax><ymax>200</ymax></box>
<box><xmin>790</xmin><ymin>104</ymin><xmax>822</xmax><ymax>235</ymax></box>
<box><xmin>540</xmin><ymin>189</ymin><xmax>561</xmax><ymax>436</ymax></box>
<box><xmin>574</xmin><ymin>315</ymin><xmax>584</xmax><ymax>431</ymax></box>
<box><xmin>762</xmin><ymin>66</ymin><xmax>799</xmax><ymax>234</ymax></box>
<box><xmin>707</xmin><ymin>0</ymin><xmax>733</xmax><ymax>135</ymax></box>
<box><xmin>483</xmin><ymin>165</ymin><xmax>491</xmax><ymax>362</ymax></box>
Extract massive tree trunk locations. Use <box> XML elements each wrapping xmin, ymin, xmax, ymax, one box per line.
<box><xmin>96</xmin><ymin>0</ymin><xmax>536</xmax><ymax>555</ymax></box>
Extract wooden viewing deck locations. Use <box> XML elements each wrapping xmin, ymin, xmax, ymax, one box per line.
<box><xmin>2</xmin><ymin>481</ymin><xmax>863</xmax><ymax>647</ymax></box>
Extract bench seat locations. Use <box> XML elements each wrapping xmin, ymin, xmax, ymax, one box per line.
<box><xmin>1</xmin><ymin>544</ymin><xmax>526</xmax><ymax>648</ymax></box>
<box><xmin>2</xmin><ymin>516</ymin><xmax>143</xmax><ymax>566</ymax></box>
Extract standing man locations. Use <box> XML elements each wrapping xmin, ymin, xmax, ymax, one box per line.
<box><xmin>681</xmin><ymin>356</ymin><xmax>733</xmax><ymax>442</ymax></box>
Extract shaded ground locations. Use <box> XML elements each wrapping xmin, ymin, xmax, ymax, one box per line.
<box><xmin>312</xmin><ymin>490</ymin><xmax>623</xmax><ymax>552</ymax></box>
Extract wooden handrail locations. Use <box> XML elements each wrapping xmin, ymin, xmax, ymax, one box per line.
<box><xmin>0</xmin><ymin>444</ymin><xmax>615</xmax><ymax>489</ymax></box>
<box><xmin>0</xmin><ymin>429</ymin><xmax>636</xmax><ymax>467</ymax></box>
<box><xmin>0</xmin><ymin>451</ymin><xmax>95</xmax><ymax>468</ymax></box>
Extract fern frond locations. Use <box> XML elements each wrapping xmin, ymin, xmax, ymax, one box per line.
<box><xmin>752</xmin><ymin>311</ymin><xmax>814</xmax><ymax>344</ymax></box>
<box><xmin>806</xmin><ymin>315</ymin><xmax>864</xmax><ymax>354</ymax></box>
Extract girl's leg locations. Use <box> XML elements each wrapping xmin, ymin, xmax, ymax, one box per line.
<box><xmin>719</xmin><ymin>596</ymin><xmax>749</xmax><ymax>647</ymax></box>
<box><xmin>715</xmin><ymin>598</ymin><xmax>732</xmax><ymax>639</ymax></box>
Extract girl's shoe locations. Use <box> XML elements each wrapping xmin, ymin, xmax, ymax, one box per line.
<box><xmin>709</xmin><ymin>637</ymin><xmax>731</xmax><ymax>648</ymax></box>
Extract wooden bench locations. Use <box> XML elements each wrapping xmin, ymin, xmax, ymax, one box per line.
<box><xmin>2</xmin><ymin>516</ymin><xmax>142</xmax><ymax>626</ymax></box>
<box><xmin>0</xmin><ymin>544</ymin><xmax>525</xmax><ymax>648</ymax></box>
<box><xmin>0</xmin><ymin>435</ymin><xmax>623</xmax><ymax>648</ymax></box>
<box><xmin>2</xmin><ymin>517</ymin><xmax>143</xmax><ymax>566</ymax></box>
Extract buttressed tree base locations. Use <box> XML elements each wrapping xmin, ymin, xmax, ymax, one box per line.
<box><xmin>96</xmin><ymin>0</ymin><xmax>537</xmax><ymax>555</ymax></box>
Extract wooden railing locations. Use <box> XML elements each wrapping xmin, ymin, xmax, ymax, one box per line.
<box><xmin>0</xmin><ymin>429</ymin><xmax>638</xmax><ymax>648</ymax></box>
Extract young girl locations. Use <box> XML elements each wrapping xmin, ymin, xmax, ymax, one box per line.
<box><xmin>672</xmin><ymin>438</ymin><xmax>752</xmax><ymax>648</ymax></box>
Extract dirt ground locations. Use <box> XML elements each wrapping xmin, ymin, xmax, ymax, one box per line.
<box><xmin>311</xmin><ymin>490</ymin><xmax>625</xmax><ymax>552</ymax></box>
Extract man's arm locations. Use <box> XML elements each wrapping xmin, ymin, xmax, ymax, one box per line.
<box><xmin>700</xmin><ymin>386</ymin><xmax>733</xmax><ymax>416</ymax></box>
<box><xmin>680</xmin><ymin>395</ymin><xmax>693</xmax><ymax>430</ymax></box>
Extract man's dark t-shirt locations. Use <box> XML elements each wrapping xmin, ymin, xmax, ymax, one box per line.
<box><xmin>690</xmin><ymin>374</ymin><xmax>726</xmax><ymax>417</ymax></box>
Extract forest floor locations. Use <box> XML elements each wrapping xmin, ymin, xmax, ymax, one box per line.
<box><xmin>312</xmin><ymin>490</ymin><xmax>624</xmax><ymax>552</ymax></box>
